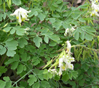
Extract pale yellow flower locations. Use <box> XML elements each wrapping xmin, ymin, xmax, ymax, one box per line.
<box><xmin>10</xmin><ymin>7</ymin><xmax>31</xmax><ymax>24</ymax></box>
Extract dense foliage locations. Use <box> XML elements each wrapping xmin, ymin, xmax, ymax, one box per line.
<box><xmin>0</xmin><ymin>0</ymin><xmax>99</xmax><ymax>88</ymax></box>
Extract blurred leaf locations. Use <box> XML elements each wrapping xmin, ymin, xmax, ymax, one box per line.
<box><xmin>80</xmin><ymin>32</ymin><xmax>85</xmax><ymax>40</ymax></box>
<box><xmin>10</xmin><ymin>28</ymin><xmax>16</xmax><ymax>34</ymax></box>
<box><xmin>3</xmin><ymin>27</ymin><xmax>11</xmax><ymax>32</ymax></box>
<box><xmin>38</xmin><ymin>13</ymin><xmax>46</xmax><ymax>21</ymax></box>
<box><xmin>49</xmin><ymin>18</ymin><xmax>55</xmax><ymax>23</ymax></box>
<box><xmin>49</xmin><ymin>35</ymin><xmax>60</xmax><ymax>43</ymax></box>
<box><xmin>12</xmin><ymin>0</ymin><xmax>21</xmax><ymax>5</ymax></box>
<box><xmin>0</xmin><ymin>0</ymin><xmax>2</xmax><ymax>5</ymax></box>
<box><xmin>6</xmin><ymin>50</ymin><xmax>16</xmax><ymax>57</ymax></box>
<box><xmin>0</xmin><ymin>13</ymin><xmax>3</xmax><ymax>21</ymax></box>
<box><xmin>11</xmin><ymin>62</ymin><xmax>19</xmax><ymax>70</ymax></box>
<box><xmin>5</xmin><ymin>39</ymin><xmax>18</xmax><ymax>50</ymax></box>
<box><xmin>62</xmin><ymin>72</ymin><xmax>69</xmax><ymax>82</ymax></box>
<box><xmin>52</xmin><ymin>20</ymin><xmax>62</xmax><ymax>31</ymax></box>
<box><xmin>32</xmin><ymin>82</ymin><xmax>40</xmax><ymax>88</ymax></box>
<box><xmin>18</xmin><ymin>38</ymin><xmax>28</xmax><ymax>48</ymax></box>
<box><xmin>0</xmin><ymin>80</ymin><xmax>6</xmax><ymax>88</ymax></box>
<box><xmin>28</xmin><ymin>75</ymin><xmax>37</xmax><ymax>86</ymax></box>
<box><xmin>40</xmin><ymin>81</ymin><xmax>51</xmax><ymax>88</ymax></box>
<box><xmin>33</xmin><ymin>36</ymin><xmax>42</xmax><ymax>48</ymax></box>
<box><xmin>44</xmin><ymin>36</ymin><xmax>49</xmax><ymax>43</ymax></box>
<box><xmin>0</xmin><ymin>66</ymin><xmax>7</xmax><ymax>76</ymax></box>
<box><xmin>16</xmin><ymin>28</ymin><xmax>25</xmax><ymax>35</ymax></box>
<box><xmin>17</xmin><ymin>64</ymin><xmax>24</xmax><ymax>74</ymax></box>
<box><xmin>85</xmin><ymin>34</ymin><xmax>93</xmax><ymax>40</ymax></box>
<box><xmin>0</xmin><ymin>45</ymin><xmax>6</xmax><ymax>55</ymax></box>
<box><xmin>79</xmin><ymin>79</ymin><xmax>84</xmax><ymax>86</ymax></box>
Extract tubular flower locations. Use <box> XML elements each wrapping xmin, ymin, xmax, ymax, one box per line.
<box><xmin>64</xmin><ymin>26</ymin><xmax>75</xmax><ymax>36</ymax></box>
<box><xmin>90</xmin><ymin>0</ymin><xmax>99</xmax><ymax>16</ymax></box>
<box><xmin>90</xmin><ymin>10</ymin><xmax>99</xmax><ymax>16</ymax></box>
<box><xmin>58</xmin><ymin>40</ymin><xmax>75</xmax><ymax>76</ymax></box>
<box><xmin>90</xmin><ymin>0</ymin><xmax>98</xmax><ymax>3</ymax></box>
<box><xmin>10</xmin><ymin>7</ymin><xmax>31</xmax><ymax>24</ymax></box>
<box><xmin>58</xmin><ymin>55</ymin><xmax>75</xmax><ymax>76</ymax></box>
<box><xmin>66</xmin><ymin>40</ymin><xmax>71</xmax><ymax>56</ymax></box>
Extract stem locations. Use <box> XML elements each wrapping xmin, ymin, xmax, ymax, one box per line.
<box><xmin>72</xmin><ymin>44</ymin><xmax>99</xmax><ymax>52</ymax></box>
<box><xmin>0</xmin><ymin>55</ymin><xmax>7</xmax><ymax>66</ymax></box>
<box><xmin>12</xmin><ymin>70</ymin><xmax>32</xmax><ymax>87</ymax></box>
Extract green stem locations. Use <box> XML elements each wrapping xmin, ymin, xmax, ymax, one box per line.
<box><xmin>12</xmin><ymin>69</ymin><xmax>32</xmax><ymax>87</ymax></box>
<box><xmin>72</xmin><ymin>44</ymin><xmax>99</xmax><ymax>51</ymax></box>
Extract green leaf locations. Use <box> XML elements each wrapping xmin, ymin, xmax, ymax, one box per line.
<box><xmin>49</xmin><ymin>35</ymin><xmax>60</xmax><ymax>43</ymax></box>
<box><xmin>44</xmin><ymin>36</ymin><xmax>49</xmax><ymax>43</ymax></box>
<box><xmin>11</xmin><ymin>62</ymin><xmax>19</xmax><ymax>70</ymax></box>
<box><xmin>0</xmin><ymin>45</ymin><xmax>6</xmax><ymax>55</ymax></box>
<box><xmin>62</xmin><ymin>72</ymin><xmax>69</xmax><ymax>82</ymax></box>
<box><xmin>0</xmin><ymin>0</ymin><xmax>2</xmax><ymax>5</ymax></box>
<box><xmin>32</xmin><ymin>82</ymin><xmax>40</xmax><ymax>88</ymax></box>
<box><xmin>18</xmin><ymin>38</ymin><xmax>28</xmax><ymax>48</ymax></box>
<box><xmin>38</xmin><ymin>13</ymin><xmax>46</xmax><ymax>21</ymax></box>
<box><xmin>49</xmin><ymin>18</ymin><xmax>56</xmax><ymax>24</ymax></box>
<box><xmin>85</xmin><ymin>34</ymin><xmax>93</xmax><ymax>40</ymax></box>
<box><xmin>29</xmin><ymin>8</ymin><xmax>42</xmax><ymax>17</ymax></box>
<box><xmin>21</xmin><ymin>53</ymin><xmax>30</xmax><ymax>62</ymax></box>
<box><xmin>79</xmin><ymin>18</ymin><xmax>86</xmax><ymax>22</ymax></box>
<box><xmin>53</xmin><ymin>75</ymin><xmax>60</xmax><ymax>81</ymax></box>
<box><xmin>17</xmin><ymin>64</ymin><xmax>24</xmax><ymax>74</ymax></box>
<box><xmin>3</xmin><ymin>77</ymin><xmax>10</xmax><ymax>81</ymax></box>
<box><xmin>43</xmin><ymin>72</ymin><xmax>52</xmax><ymax>80</ymax></box>
<box><xmin>0</xmin><ymin>13</ymin><xmax>3</xmax><ymax>21</ymax></box>
<box><xmin>33</xmin><ymin>36</ymin><xmax>42</xmax><ymax>48</ymax></box>
<box><xmin>49</xmin><ymin>41</ymin><xmax>57</xmax><ymax>46</ymax></box>
<box><xmin>3</xmin><ymin>27</ymin><xmax>11</xmax><ymax>32</ymax></box>
<box><xmin>80</xmin><ymin>32</ymin><xmax>85</xmax><ymax>40</ymax></box>
<box><xmin>40</xmin><ymin>28</ymin><xmax>53</xmax><ymax>36</ymax></box>
<box><xmin>0</xmin><ymin>80</ymin><xmax>6</xmax><ymax>88</ymax></box>
<box><xmin>0</xmin><ymin>66</ymin><xmax>7</xmax><ymax>76</ymax></box>
<box><xmin>3</xmin><ymin>13</ymin><xmax>6</xmax><ymax>20</ymax></box>
<box><xmin>11</xmin><ymin>27</ymin><xmax>25</xmax><ymax>36</ymax></box>
<box><xmin>10</xmin><ymin>28</ymin><xmax>16</xmax><ymax>34</ymax></box>
<box><xmin>5</xmin><ymin>81</ymin><xmax>12</xmax><ymax>88</ymax></box>
<box><xmin>79</xmin><ymin>79</ymin><xmax>84</xmax><ymax>86</ymax></box>
<box><xmin>6</xmin><ymin>50</ymin><xmax>16</xmax><ymax>57</ymax></box>
<box><xmin>52</xmin><ymin>20</ymin><xmax>62</xmax><ymax>31</ymax></box>
<box><xmin>32</xmin><ymin>57</ymin><xmax>40</xmax><ymax>66</ymax></box>
<box><xmin>71</xmin><ymin>71</ymin><xmax>78</xmax><ymax>79</ymax></box>
<box><xmin>5</xmin><ymin>39</ymin><xmax>18</xmax><ymax>50</ymax></box>
<box><xmin>5</xmin><ymin>59</ymin><xmax>15</xmax><ymax>65</ymax></box>
<box><xmin>29</xmin><ymin>10</ymin><xmax>38</xmax><ymax>17</ymax></box>
<box><xmin>28</xmin><ymin>75</ymin><xmax>37</xmax><ymax>86</ymax></box>
<box><xmin>16</xmin><ymin>28</ymin><xmax>25</xmax><ymax>36</ymax></box>
<box><xmin>12</xmin><ymin>0</ymin><xmax>21</xmax><ymax>5</ymax></box>
<box><xmin>63</xmin><ymin>21</ymin><xmax>71</xmax><ymax>29</ymax></box>
<box><xmin>74</xmin><ymin>31</ymin><xmax>79</xmax><ymax>40</ymax></box>
<box><xmin>34</xmin><ymin>69</ymin><xmax>44</xmax><ymax>80</ymax></box>
<box><xmin>40</xmin><ymin>81</ymin><xmax>51</xmax><ymax>88</ymax></box>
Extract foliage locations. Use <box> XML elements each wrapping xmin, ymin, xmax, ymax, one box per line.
<box><xmin>0</xmin><ymin>0</ymin><xmax>99</xmax><ymax>88</ymax></box>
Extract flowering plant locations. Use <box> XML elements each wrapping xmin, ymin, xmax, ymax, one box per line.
<box><xmin>0</xmin><ymin>0</ymin><xmax>99</xmax><ymax>88</ymax></box>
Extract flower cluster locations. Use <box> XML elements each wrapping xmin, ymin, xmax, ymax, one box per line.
<box><xmin>10</xmin><ymin>7</ymin><xmax>31</xmax><ymax>24</ymax></box>
<box><xmin>58</xmin><ymin>41</ymin><xmax>75</xmax><ymax>76</ymax></box>
<box><xmin>64</xmin><ymin>26</ymin><xmax>76</xmax><ymax>36</ymax></box>
<box><xmin>48</xmin><ymin>40</ymin><xmax>75</xmax><ymax>76</ymax></box>
<box><xmin>90</xmin><ymin>0</ymin><xmax>99</xmax><ymax>16</ymax></box>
